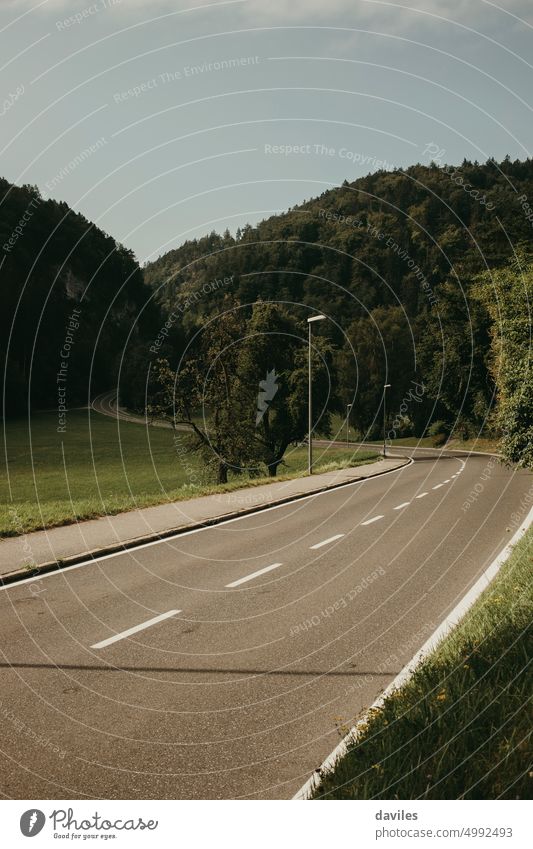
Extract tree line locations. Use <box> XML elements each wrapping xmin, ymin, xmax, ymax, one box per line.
<box><xmin>2</xmin><ymin>156</ymin><xmax>531</xmax><ymax>474</ymax></box>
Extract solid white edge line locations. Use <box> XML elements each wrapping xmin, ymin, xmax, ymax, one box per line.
<box><xmin>310</xmin><ymin>534</ymin><xmax>345</xmax><ymax>550</ymax></box>
<box><xmin>361</xmin><ymin>515</ymin><xmax>384</xmax><ymax>525</ymax></box>
<box><xmin>393</xmin><ymin>502</ymin><xmax>410</xmax><ymax>510</ymax></box>
<box><xmin>293</xmin><ymin>505</ymin><xmax>533</xmax><ymax>800</ymax></box>
<box><xmin>2</xmin><ymin>459</ymin><xmax>413</xmax><ymax>592</ymax></box>
<box><xmin>225</xmin><ymin>563</ymin><xmax>282</xmax><ymax>588</ymax></box>
<box><xmin>91</xmin><ymin>609</ymin><xmax>181</xmax><ymax>649</ymax></box>
<box><xmin>416</xmin><ymin>492</ymin><xmax>428</xmax><ymax>498</ymax></box>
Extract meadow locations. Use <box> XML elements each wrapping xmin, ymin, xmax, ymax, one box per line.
<box><xmin>1</xmin><ymin>410</ymin><xmax>377</xmax><ymax>537</ymax></box>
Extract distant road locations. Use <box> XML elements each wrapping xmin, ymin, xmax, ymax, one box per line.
<box><xmin>0</xmin><ymin>444</ymin><xmax>530</xmax><ymax>799</ymax></box>
<box><xmin>91</xmin><ymin>390</ymin><xmax>190</xmax><ymax>431</ymax></box>
<box><xmin>92</xmin><ymin>391</ymin><xmax>485</xmax><ymax>460</ymax></box>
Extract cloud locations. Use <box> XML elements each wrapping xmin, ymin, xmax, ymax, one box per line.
<box><xmin>239</xmin><ymin>0</ymin><xmax>533</xmax><ymax>28</ymax></box>
<box><xmin>6</xmin><ymin>0</ymin><xmax>533</xmax><ymax>32</ymax></box>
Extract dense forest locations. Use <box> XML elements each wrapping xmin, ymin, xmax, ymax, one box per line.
<box><xmin>0</xmin><ymin>177</ymin><xmax>158</xmax><ymax>415</ymax></box>
<box><xmin>140</xmin><ymin>156</ymin><xmax>533</xmax><ymax>457</ymax></box>
<box><xmin>2</xmin><ymin>157</ymin><xmax>531</xmax><ymax>469</ymax></box>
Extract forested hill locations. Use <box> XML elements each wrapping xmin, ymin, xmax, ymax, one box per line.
<box><xmin>2</xmin><ymin>157</ymin><xmax>531</xmax><ymax>452</ymax></box>
<box><xmin>142</xmin><ymin>157</ymin><xmax>533</xmax><ymax>440</ymax></box>
<box><xmin>144</xmin><ymin>157</ymin><xmax>533</xmax><ymax>324</ymax></box>
<box><xmin>0</xmin><ymin>178</ymin><xmax>157</xmax><ymax>415</ymax></box>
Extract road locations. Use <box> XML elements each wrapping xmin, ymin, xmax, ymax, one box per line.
<box><xmin>91</xmin><ymin>390</ymin><xmax>190</xmax><ymax>430</ymax></box>
<box><xmin>0</xmin><ymin>449</ymin><xmax>530</xmax><ymax>799</ymax></box>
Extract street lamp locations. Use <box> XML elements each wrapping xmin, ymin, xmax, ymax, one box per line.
<box><xmin>383</xmin><ymin>383</ymin><xmax>391</xmax><ymax>457</ymax></box>
<box><xmin>307</xmin><ymin>314</ymin><xmax>326</xmax><ymax>474</ymax></box>
<box><xmin>346</xmin><ymin>403</ymin><xmax>352</xmax><ymax>445</ymax></box>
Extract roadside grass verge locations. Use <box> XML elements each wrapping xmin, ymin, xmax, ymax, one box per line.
<box><xmin>311</xmin><ymin>526</ymin><xmax>532</xmax><ymax>800</ymax></box>
<box><xmin>444</xmin><ymin>436</ymin><xmax>503</xmax><ymax>455</ymax></box>
<box><xmin>369</xmin><ymin>436</ymin><xmax>502</xmax><ymax>452</ymax></box>
<box><xmin>373</xmin><ymin>436</ymin><xmax>437</xmax><ymax>448</ymax></box>
<box><xmin>1</xmin><ymin>411</ymin><xmax>378</xmax><ymax>537</ymax></box>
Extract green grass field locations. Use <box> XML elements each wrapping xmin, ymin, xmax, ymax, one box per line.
<box><xmin>1</xmin><ymin>411</ymin><xmax>378</xmax><ymax>537</ymax></box>
<box><xmin>311</xmin><ymin>527</ymin><xmax>532</xmax><ymax>800</ymax></box>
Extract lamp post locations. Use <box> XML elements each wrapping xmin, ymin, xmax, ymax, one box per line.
<box><xmin>307</xmin><ymin>314</ymin><xmax>326</xmax><ymax>474</ymax></box>
<box><xmin>383</xmin><ymin>383</ymin><xmax>391</xmax><ymax>457</ymax></box>
<box><xmin>346</xmin><ymin>402</ymin><xmax>352</xmax><ymax>445</ymax></box>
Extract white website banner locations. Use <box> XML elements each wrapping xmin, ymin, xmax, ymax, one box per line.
<box><xmin>1</xmin><ymin>800</ymin><xmax>529</xmax><ymax>848</ymax></box>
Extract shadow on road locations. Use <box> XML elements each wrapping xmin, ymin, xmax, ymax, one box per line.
<box><xmin>0</xmin><ymin>662</ymin><xmax>400</xmax><ymax>678</ymax></box>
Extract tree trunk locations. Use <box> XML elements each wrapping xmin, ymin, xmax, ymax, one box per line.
<box><xmin>218</xmin><ymin>461</ymin><xmax>228</xmax><ymax>484</ymax></box>
<box><xmin>268</xmin><ymin>444</ymin><xmax>289</xmax><ymax>477</ymax></box>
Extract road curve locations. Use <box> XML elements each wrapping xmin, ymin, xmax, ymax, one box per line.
<box><xmin>0</xmin><ymin>451</ymin><xmax>530</xmax><ymax>799</ymax></box>
<box><xmin>91</xmin><ymin>390</ymin><xmax>190</xmax><ymax>430</ymax></box>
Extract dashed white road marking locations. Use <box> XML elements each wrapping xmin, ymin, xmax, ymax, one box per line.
<box><xmin>393</xmin><ymin>502</ymin><xmax>411</xmax><ymax>510</ymax></box>
<box><xmin>443</xmin><ymin>479</ymin><xmax>451</xmax><ymax>483</ymax></box>
<box><xmin>432</xmin><ymin>484</ymin><xmax>444</xmax><ymax>489</ymax></box>
<box><xmin>0</xmin><ymin>458</ymin><xmax>413</xmax><ymax>594</ymax></box>
<box><xmin>310</xmin><ymin>534</ymin><xmax>345</xmax><ymax>550</ymax></box>
<box><xmin>294</xmin><ymin>503</ymin><xmax>533</xmax><ymax>801</ymax></box>
<box><xmin>361</xmin><ymin>515</ymin><xmax>385</xmax><ymax>526</ymax></box>
<box><xmin>416</xmin><ymin>492</ymin><xmax>428</xmax><ymax>498</ymax></box>
<box><xmin>91</xmin><ymin>609</ymin><xmax>181</xmax><ymax>649</ymax></box>
<box><xmin>226</xmin><ymin>563</ymin><xmax>282</xmax><ymax>588</ymax></box>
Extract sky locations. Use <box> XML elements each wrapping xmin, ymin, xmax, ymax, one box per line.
<box><xmin>1</xmin><ymin>0</ymin><xmax>532</xmax><ymax>263</ymax></box>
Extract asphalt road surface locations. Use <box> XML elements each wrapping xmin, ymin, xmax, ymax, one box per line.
<box><xmin>0</xmin><ymin>450</ymin><xmax>530</xmax><ymax>799</ymax></box>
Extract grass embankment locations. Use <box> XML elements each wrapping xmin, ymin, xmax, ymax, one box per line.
<box><xmin>312</xmin><ymin>527</ymin><xmax>532</xmax><ymax>800</ymax></box>
<box><xmin>371</xmin><ymin>435</ymin><xmax>501</xmax><ymax>451</ymax></box>
<box><xmin>329</xmin><ymin>414</ymin><xmax>503</xmax><ymax>453</ymax></box>
<box><xmin>444</xmin><ymin>436</ymin><xmax>502</xmax><ymax>454</ymax></box>
<box><xmin>1</xmin><ymin>411</ymin><xmax>378</xmax><ymax>537</ymax></box>
<box><xmin>376</xmin><ymin>436</ymin><xmax>436</xmax><ymax>448</ymax></box>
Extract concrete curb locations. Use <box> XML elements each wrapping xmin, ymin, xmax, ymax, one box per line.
<box><xmin>293</xmin><ymin>502</ymin><xmax>533</xmax><ymax>800</ymax></box>
<box><xmin>0</xmin><ymin>457</ymin><xmax>410</xmax><ymax>588</ymax></box>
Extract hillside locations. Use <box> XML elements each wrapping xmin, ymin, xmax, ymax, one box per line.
<box><xmin>145</xmin><ymin>157</ymin><xmax>533</xmax><ymax>320</ymax></box>
<box><xmin>0</xmin><ymin>178</ymin><xmax>158</xmax><ymax>415</ymax></box>
<box><xmin>3</xmin><ymin>158</ymin><xmax>531</xmax><ymax>447</ymax></box>
<box><xmin>142</xmin><ymin>157</ymin><xmax>533</xmax><ymax>439</ymax></box>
